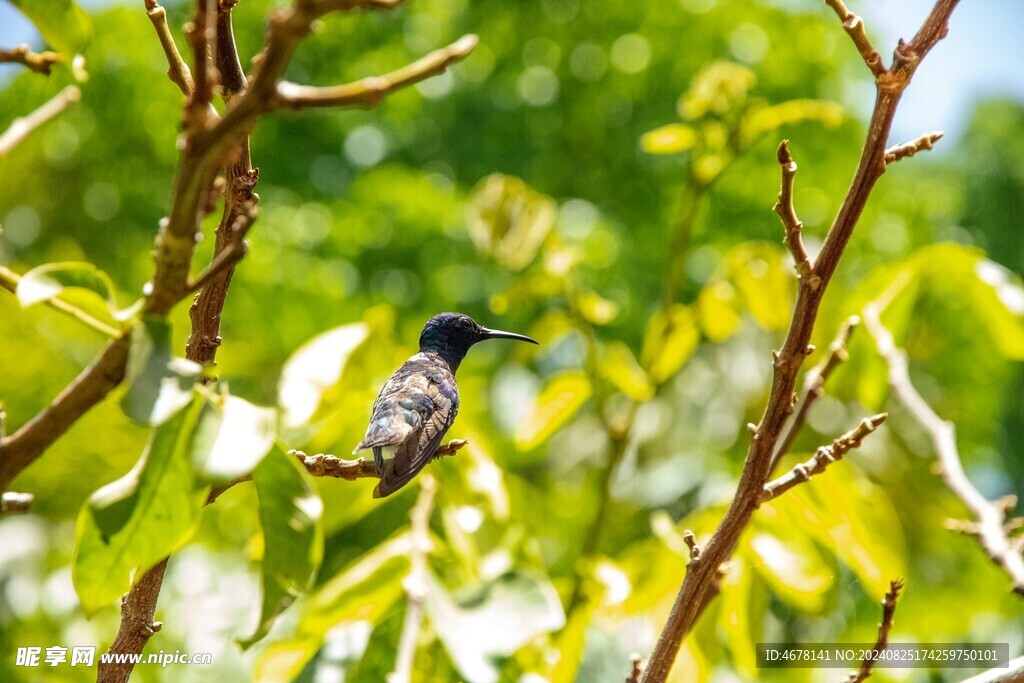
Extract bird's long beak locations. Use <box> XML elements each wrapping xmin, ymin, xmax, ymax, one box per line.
<box><xmin>480</xmin><ymin>327</ymin><xmax>539</xmax><ymax>345</ymax></box>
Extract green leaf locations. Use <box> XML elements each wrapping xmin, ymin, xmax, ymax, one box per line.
<box><xmin>717</xmin><ymin>557</ymin><xmax>767</xmax><ymax>679</ymax></box>
<box><xmin>697</xmin><ymin>279</ymin><xmax>742</xmax><ymax>342</ymax></box>
<box><xmin>469</xmin><ymin>174</ymin><xmax>557</xmax><ymax>272</ymax></box>
<box><xmin>677</xmin><ymin>61</ymin><xmax>756</xmax><ymax>120</ymax></box>
<box><xmin>253</xmin><ymin>534</ymin><xmax>413</xmax><ymax>682</ymax></box>
<box><xmin>8</xmin><ymin>0</ymin><xmax>91</xmax><ymax>71</ymax></box>
<box><xmin>575</xmin><ymin>290</ymin><xmax>619</xmax><ymax>325</ymax></box>
<box><xmin>425</xmin><ymin>570</ymin><xmax>565</xmax><ymax>683</ymax></box>
<box><xmin>72</xmin><ymin>394</ymin><xmax>209</xmax><ymax>614</ymax></box>
<box><xmin>514</xmin><ymin>371</ymin><xmax>592</xmax><ymax>450</ymax></box>
<box><xmin>191</xmin><ymin>395</ymin><xmax>277</xmax><ymax>482</ymax></box>
<box><xmin>641</xmin><ymin>304</ymin><xmax>700</xmax><ymax>384</ymax></box>
<box><xmin>601</xmin><ymin>342</ymin><xmax>653</xmax><ymax>401</ymax></box>
<box><xmin>278</xmin><ymin>322</ymin><xmax>371</xmax><ymax>429</ymax></box>
<box><xmin>741</xmin><ymin>99</ymin><xmax>844</xmax><ymax>145</ymax></box>
<box><xmin>16</xmin><ymin>261</ymin><xmax>115</xmax><ymax>310</ymax></box>
<box><xmin>121</xmin><ymin>316</ymin><xmax>202</xmax><ymax>426</ymax></box>
<box><xmin>239</xmin><ymin>445</ymin><xmax>323</xmax><ymax>648</ymax></box>
<box><xmin>640</xmin><ymin>123</ymin><xmax>699</xmax><ymax>155</ymax></box>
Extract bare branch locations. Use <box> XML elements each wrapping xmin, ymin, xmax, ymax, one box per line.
<box><xmin>626</xmin><ymin>654</ymin><xmax>645</xmax><ymax>683</ymax></box>
<box><xmin>144</xmin><ymin>0</ymin><xmax>195</xmax><ymax>95</ymax></box>
<box><xmin>387</xmin><ymin>475</ymin><xmax>436</xmax><ymax>683</ymax></box>
<box><xmin>0</xmin><ymin>86</ymin><xmax>81</xmax><ymax>156</ymax></box>
<box><xmin>292</xmin><ymin>439</ymin><xmax>467</xmax><ymax>479</ymax></box>
<box><xmin>825</xmin><ymin>0</ymin><xmax>886</xmax><ymax>77</ymax></box>
<box><xmin>274</xmin><ymin>34</ymin><xmax>478</xmax><ymax>110</ymax></box>
<box><xmin>771</xmin><ymin>315</ymin><xmax>859</xmax><ymax>472</ymax></box>
<box><xmin>0</xmin><ymin>44</ymin><xmax>62</xmax><ymax>75</ymax></box>
<box><xmin>773</xmin><ymin>140</ymin><xmax>819</xmax><ymax>288</ymax></box>
<box><xmin>885</xmin><ymin>131</ymin><xmax>944</xmax><ymax>164</ymax></box>
<box><xmin>761</xmin><ymin>414</ymin><xmax>886</xmax><ymax>503</ymax></box>
<box><xmin>845</xmin><ymin>579</ymin><xmax>905</xmax><ymax>683</ymax></box>
<box><xmin>863</xmin><ymin>304</ymin><xmax>1024</xmax><ymax>595</ymax></box>
<box><xmin>0</xmin><ymin>265</ymin><xmax>121</xmax><ymax>338</ymax></box>
<box><xmin>98</xmin><ymin>559</ymin><xmax>168</xmax><ymax>683</ymax></box>
<box><xmin>640</xmin><ymin>3</ymin><xmax>961</xmax><ymax>680</ymax></box>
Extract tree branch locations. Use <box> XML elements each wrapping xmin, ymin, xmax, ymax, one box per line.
<box><xmin>291</xmin><ymin>439</ymin><xmax>467</xmax><ymax>479</ymax></box>
<box><xmin>771</xmin><ymin>315</ymin><xmax>859</xmax><ymax>473</ymax></box>
<box><xmin>274</xmin><ymin>34</ymin><xmax>477</xmax><ymax>110</ymax></box>
<box><xmin>387</xmin><ymin>475</ymin><xmax>436</xmax><ymax>683</ymax></box>
<box><xmin>625</xmin><ymin>654</ymin><xmax>645</xmax><ymax>683</ymax></box>
<box><xmin>0</xmin><ymin>85</ymin><xmax>81</xmax><ymax>156</ymax></box>
<box><xmin>761</xmin><ymin>414</ymin><xmax>886</xmax><ymax>503</ymax></box>
<box><xmin>773</xmin><ymin>140</ymin><xmax>818</xmax><ymax>288</ymax></box>
<box><xmin>884</xmin><ymin>131</ymin><xmax>943</xmax><ymax>164</ymax></box>
<box><xmin>825</xmin><ymin>0</ymin><xmax>885</xmax><ymax>77</ymax></box>
<box><xmin>863</xmin><ymin>304</ymin><xmax>1024</xmax><ymax>595</ymax></box>
<box><xmin>640</xmin><ymin>3</ymin><xmax>961</xmax><ymax>680</ymax></box>
<box><xmin>144</xmin><ymin>0</ymin><xmax>195</xmax><ymax>95</ymax></box>
<box><xmin>960</xmin><ymin>656</ymin><xmax>1024</xmax><ymax>683</ymax></box>
<box><xmin>0</xmin><ymin>44</ymin><xmax>62</xmax><ymax>75</ymax></box>
<box><xmin>845</xmin><ymin>579</ymin><xmax>904</xmax><ymax>683</ymax></box>
<box><xmin>96</xmin><ymin>559</ymin><xmax>168</xmax><ymax>683</ymax></box>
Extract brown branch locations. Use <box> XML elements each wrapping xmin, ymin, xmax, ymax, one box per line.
<box><xmin>863</xmin><ymin>304</ymin><xmax>1024</xmax><ymax>595</ymax></box>
<box><xmin>144</xmin><ymin>0</ymin><xmax>195</xmax><ymax>95</ymax></box>
<box><xmin>97</xmin><ymin>559</ymin><xmax>168</xmax><ymax>683</ymax></box>
<box><xmin>771</xmin><ymin>315</ymin><xmax>859</xmax><ymax>473</ymax></box>
<box><xmin>0</xmin><ymin>44</ymin><xmax>62</xmax><ymax>75</ymax></box>
<box><xmin>640</xmin><ymin>3</ymin><xmax>960</xmax><ymax>681</ymax></box>
<box><xmin>0</xmin><ymin>265</ymin><xmax>121</xmax><ymax>338</ymax></box>
<box><xmin>274</xmin><ymin>34</ymin><xmax>477</xmax><ymax>110</ymax></box>
<box><xmin>773</xmin><ymin>140</ymin><xmax>818</xmax><ymax>288</ymax></box>
<box><xmin>292</xmin><ymin>439</ymin><xmax>467</xmax><ymax>479</ymax></box>
<box><xmin>0</xmin><ymin>336</ymin><xmax>130</xmax><ymax>493</ymax></box>
<box><xmin>884</xmin><ymin>131</ymin><xmax>943</xmax><ymax>164</ymax></box>
<box><xmin>625</xmin><ymin>654</ymin><xmax>645</xmax><ymax>683</ymax></box>
<box><xmin>845</xmin><ymin>579</ymin><xmax>905</xmax><ymax>683</ymax></box>
<box><xmin>825</xmin><ymin>0</ymin><xmax>886</xmax><ymax>77</ymax></box>
<box><xmin>761</xmin><ymin>413</ymin><xmax>886</xmax><ymax>503</ymax></box>
<box><xmin>0</xmin><ymin>85</ymin><xmax>81</xmax><ymax>156</ymax></box>
<box><xmin>387</xmin><ymin>475</ymin><xmax>436</xmax><ymax>683</ymax></box>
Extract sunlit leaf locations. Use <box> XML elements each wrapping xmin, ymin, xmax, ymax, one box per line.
<box><xmin>121</xmin><ymin>316</ymin><xmax>202</xmax><ymax>426</ymax></box>
<box><xmin>254</xmin><ymin>535</ymin><xmax>412</xmax><ymax>681</ymax></box>
<box><xmin>717</xmin><ymin>557</ymin><xmax>767</xmax><ymax>679</ymax></box>
<box><xmin>741</xmin><ymin>99</ymin><xmax>844</xmax><ymax>145</ymax></box>
<box><xmin>8</xmin><ymin>0</ymin><xmax>91</xmax><ymax>68</ymax></box>
<box><xmin>723</xmin><ymin>242</ymin><xmax>795</xmax><ymax>331</ymax></box>
<box><xmin>16</xmin><ymin>261</ymin><xmax>115</xmax><ymax>310</ymax></box>
<box><xmin>73</xmin><ymin>394</ymin><xmax>209</xmax><ymax>614</ymax></box>
<box><xmin>425</xmin><ymin>570</ymin><xmax>565</xmax><ymax>683</ymax></box>
<box><xmin>240</xmin><ymin>445</ymin><xmax>324</xmax><ymax>648</ymax></box>
<box><xmin>278</xmin><ymin>322</ymin><xmax>370</xmax><ymax>428</ymax></box>
<box><xmin>469</xmin><ymin>174</ymin><xmax>557</xmax><ymax>271</ymax></box>
<box><xmin>677</xmin><ymin>61</ymin><xmax>756</xmax><ymax>120</ymax></box>
<box><xmin>745</xmin><ymin>504</ymin><xmax>833</xmax><ymax>612</ymax></box>
<box><xmin>697</xmin><ymin>279</ymin><xmax>742</xmax><ymax>341</ymax></box>
<box><xmin>191</xmin><ymin>395</ymin><xmax>277</xmax><ymax>482</ymax></box>
<box><xmin>640</xmin><ymin>123</ymin><xmax>699</xmax><ymax>155</ymax></box>
<box><xmin>514</xmin><ymin>371</ymin><xmax>592</xmax><ymax>450</ymax></box>
<box><xmin>575</xmin><ymin>289</ymin><xmax>620</xmax><ymax>325</ymax></box>
<box><xmin>602</xmin><ymin>342</ymin><xmax>653</xmax><ymax>401</ymax></box>
<box><xmin>641</xmin><ymin>304</ymin><xmax>700</xmax><ymax>384</ymax></box>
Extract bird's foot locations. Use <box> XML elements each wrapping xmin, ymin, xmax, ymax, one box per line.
<box><xmin>433</xmin><ymin>439</ymin><xmax>469</xmax><ymax>460</ymax></box>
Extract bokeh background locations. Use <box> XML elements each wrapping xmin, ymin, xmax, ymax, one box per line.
<box><xmin>2</xmin><ymin>0</ymin><xmax>1024</xmax><ymax>681</ymax></box>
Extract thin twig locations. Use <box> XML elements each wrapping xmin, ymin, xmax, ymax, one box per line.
<box><xmin>771</xmin><ymin>315</ymin><xmax>859</xmax><ymax>473</ymax></box>
<box><xmin>0</xmin><ymin>265</ymin><xmax>121</xmax><ymax>338</ymax></box>
<box><xmin>625</xmin><ymin>654</ymin><xmax>644</xmax><ymax>683</ymax></box>
<box><xmin>773</xmin><ymin>140</ymin><xmax>818</xmax><ymax>287</ymax></box>
<box><xmin>0</xmin><ymin>44</ymin><xmax>62</xmax><ymax>75</ymax></box>
<box><xmin>291</xmin><ymin>439</ymin><xmax>467</xmax><ymax>479</ymax></box>
<box><xmin>274</xmin><ymin>34</ymin><xmax>477</xmax><ymax>109</ymax></box>
<box><xmin>884</xmin><ymin>131</ymin><xmax>944</xmax><ymax>164</ymax></box>
<box><xmin>144</xmin><ymin>0</ymin><xmax>195</xmax><ymax>95</ymax></box>
<box><xmin>761</xmin><ymin>414</ymin><xmax>887</xmax><ymax>503</ymax></box>
<box><xmin>863</xmin><ymin>304</ymin><xmax>1024</xmax><ymax>595</ymax></box>
<box><xmin>387</xmin><ymin>475</ymin><xmax>437</xmax><ymax>683</ymax></box>
<box><xmin>640</xmin><ymin>3</ymin><xmax>961</xmax><ymax>680</ymax></box>
<box><xmin>0</xmin><ymin>86</ymin><xmax>81</xmax><ymax>156</ymax></box>
<box><xmin>845</xmin><ymin>579</ymin><xmax>905</xmax><ymax>682</ymax></box>
<box><xmin>825</xmin><ymin>0</ymin><xmax>886</xmax><ymax>77</ymax></box>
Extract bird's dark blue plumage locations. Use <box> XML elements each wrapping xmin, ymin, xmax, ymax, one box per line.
<box><xmin>356</xmin><ymin>313</ymin><xmax>537</xmax><ymax>498</ymax></box>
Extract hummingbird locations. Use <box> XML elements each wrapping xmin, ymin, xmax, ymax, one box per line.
<box><xmin>355</xmin><ymin>312</ymin><xmax>538</xmax><ymax>498</ymax></box>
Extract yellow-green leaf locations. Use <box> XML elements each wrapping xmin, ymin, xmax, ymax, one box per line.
<box><xmin>576</xmin><ymin>289</ymin><xmax>620</xmax><ymax>325</ymax></box>
<box><xmin>641</xmin><ymin>304</ymin><xmax>700</xmax><ymax>385</ymax></box>
<box><xmin>515</xmin><ymin>371</ymin><xmax>592</xmax><ymax>450</ymax></box>
<box><xmin>742</xmin><ymin>99</ymin><xmax>844</xmax><ymax>145</ymax></box>
<box><xmin>9</xmin><ymin>0</ymin><xmax>91</xmax><ymax>75</ymax></box>
<box><xmin>677</xmin><ymin>61</ymin><xmax>756</xmax><ymax>120</ymax></box>
<box><xmin>697</xmin><ymin>279</ymin><xmax>742</xmax><ymax>342</ymax></box>
<box><xmin>640</xmin><ymin>123</ymin><xmax>698</xmax><ymax>155</ymax></box>
<box><xmin>469</xmin><ymin>174</ymin><xmax>557</xmax><ymax>271</ymax></box>
<box><xmin>602</xmin><ymin>342</ymin><xmax>653</xmax><ymax>401</ymax></box>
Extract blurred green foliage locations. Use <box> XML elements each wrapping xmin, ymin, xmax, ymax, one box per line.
<box><xmin>1</xmin><ymin>0</ymin><xmax>1024</xmax><ymax>682</ymax></box>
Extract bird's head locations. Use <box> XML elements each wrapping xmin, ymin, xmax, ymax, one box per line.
<box><xmin>419</xmin><ymin>312</ymin><xmax>538</xmax><ymax>370</ymax></box>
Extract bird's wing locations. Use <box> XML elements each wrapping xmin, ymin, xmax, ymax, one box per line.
<box><xmin>374</xmin><ymin>368</ymin><xmax>459</xmax><ymax>498</ymax></box>
<box><xmin>355</xmin><ymin>370</ymin><xmax>426</xmax><ymax>451</ymax></box>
